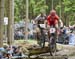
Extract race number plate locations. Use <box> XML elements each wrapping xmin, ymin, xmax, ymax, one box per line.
<box><xmin>50</xmin><ymin>28</ymin><xmax>56</xmax><ymax>33</ymax></box>
<box><xmin>39</xmin><ymin>24</ymin><xmax>45</xmax><ymax>28</ymax></box>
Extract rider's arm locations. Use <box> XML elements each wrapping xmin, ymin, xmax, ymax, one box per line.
<box><xmin>44</xmin><ymin>16</ymin><xmax>47</xmax><ymax>24</ymax></box>
<box><xmin>59</xmin><ymin>19</ymin><xmax>63</xmax><ymax>28</ymax></box>
<box><xmin>55</xmin><ymin>15</ymin><xmax>59</xmax><ymax>28</ymax></box>
<box><xmin>55</xmin><ymin>15</ymin><xmax>63</xmax><ymax>28</ymax></box>
<box><xmin>34</xmin><ymin>15</ymin><xmax>40</xmax><ymax>24</ymax></box>
<box><xmin>44</xmin><ymin>20</ymin><xmax>47</xmax><ymax>25</ymax></box>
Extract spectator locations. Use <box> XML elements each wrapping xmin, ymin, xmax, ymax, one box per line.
<box><xmin>12</xmin><ymin>46</ymin><xmax>22</xmax><ymax>56</ymax></box>
<box><xmin>69</xmin><ymin>32</ymin><xmax>75</xmax><ymax>45</ymax></box>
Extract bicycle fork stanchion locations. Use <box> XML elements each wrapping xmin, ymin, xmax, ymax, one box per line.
<box><xmin>49</xmin><ymin>37</ymin><xmax>53</xmax><ymax>56</ymax></box>
<box><xmin>54</xmin><ymin>38</ymin><xmax>56</xmax><ymax>56</ymax></box>
<box><xmin>54</xmin><ymin>31</ymin><xmax>58</xmax><ymax>56</ymax></box>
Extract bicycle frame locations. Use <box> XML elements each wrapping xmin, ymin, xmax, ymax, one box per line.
<box><xmin>48</xmin><ymin>26</ymin><xmax>57</xmax><ymax>56</ymax></box>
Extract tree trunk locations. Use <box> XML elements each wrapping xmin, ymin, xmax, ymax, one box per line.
<box><xmin>24</xmin><ymin>0</ymin><xmax>29</xmax><ymax>40</ymax></box>
<box><xmin>4</xmin><ymin>0</ymin><xmax>9</xmax><ymax>17</ymax></box>
<box><xmin>7</xmin><ymin>0</ymin><xmax>14</xmax><ymax>46</ymax></box>
<box><xmin>0</xmin><ymin>0</ymin><xmax>4</xmax><ymax>47</ymax></box>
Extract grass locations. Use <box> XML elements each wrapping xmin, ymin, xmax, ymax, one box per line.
<box><xmin>13</xmin><ymin>39</ymin><xmax>37</xmax><ymax>45</ymax></box>
<box><xmin>3</xmin><ymin>39</ymin><xmax>37</xmax><ymax>47</ymax></box>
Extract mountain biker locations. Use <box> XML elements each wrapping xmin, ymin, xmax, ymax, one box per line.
<box><xmin>34</xmin><ymin>11</ymin><xmax>47</xmax><ymax>48</ymax></box>
<box><xmin>47</xmin><ymin>10</ymin><xmax>63</xmax><ymax>55</ymax></box>
<box><xmin>47</xmin><ymin>9</ymin><xmax>63</xmax><ymax>37</ymax></box>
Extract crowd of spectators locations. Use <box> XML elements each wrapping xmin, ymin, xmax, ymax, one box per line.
<box><xmin>14</xmin><ymin>21</ymin><xmax>75</xmax><ymax>46</ymax></box>
<box><xmin>0</xmin><ymin>45</ymin><xmax>24</xmax><ymax>59</ymax></box>
<box><xmin>57</xmin><ymin>25</ymin><xmax>75</xmax><ymax>45</ymax></box>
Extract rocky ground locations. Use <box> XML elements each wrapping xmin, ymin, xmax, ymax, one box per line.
<box><xmin>13</xmin><ymin>40</ymin><xmax>75</xmax><ymax>59</ymax></box>
<box><xmin>68</xmin><ymin>56</ymin><xmax>75</xmax><ymax>59</ymax></box>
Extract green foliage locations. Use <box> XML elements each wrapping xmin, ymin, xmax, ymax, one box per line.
<box><xmin>29</xmin><ymin>0</ymin><xmax>48</xmax><ymax>17</ymax></box>
<box><xmin>14</xmin><ymin>0</ymin><xmax>75</xmax><ymax>25</ymax></box>
<box><xmin>14</xmin><ymin>0</ymin><xmax>48</xmax><ymax>21</ymax></box>
<box><xmin>14</xmin><ymin>0</ymin><xmax>26</xmax><ymax>22</ymax></box>
<box><xmin>56</xmin><ymin>0</ymin><xmax>75</xmax><ymax>25</ymax></box>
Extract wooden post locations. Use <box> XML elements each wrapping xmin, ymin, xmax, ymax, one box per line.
<box><xmin>0</xmin><ymin>0</ymin><xmax>4</xmax><ymax>47</ymax></box>
<box><xmin>7</xmin><ymin>0</ymin><xmax>14</xmax><ymax>46</ymax></box>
